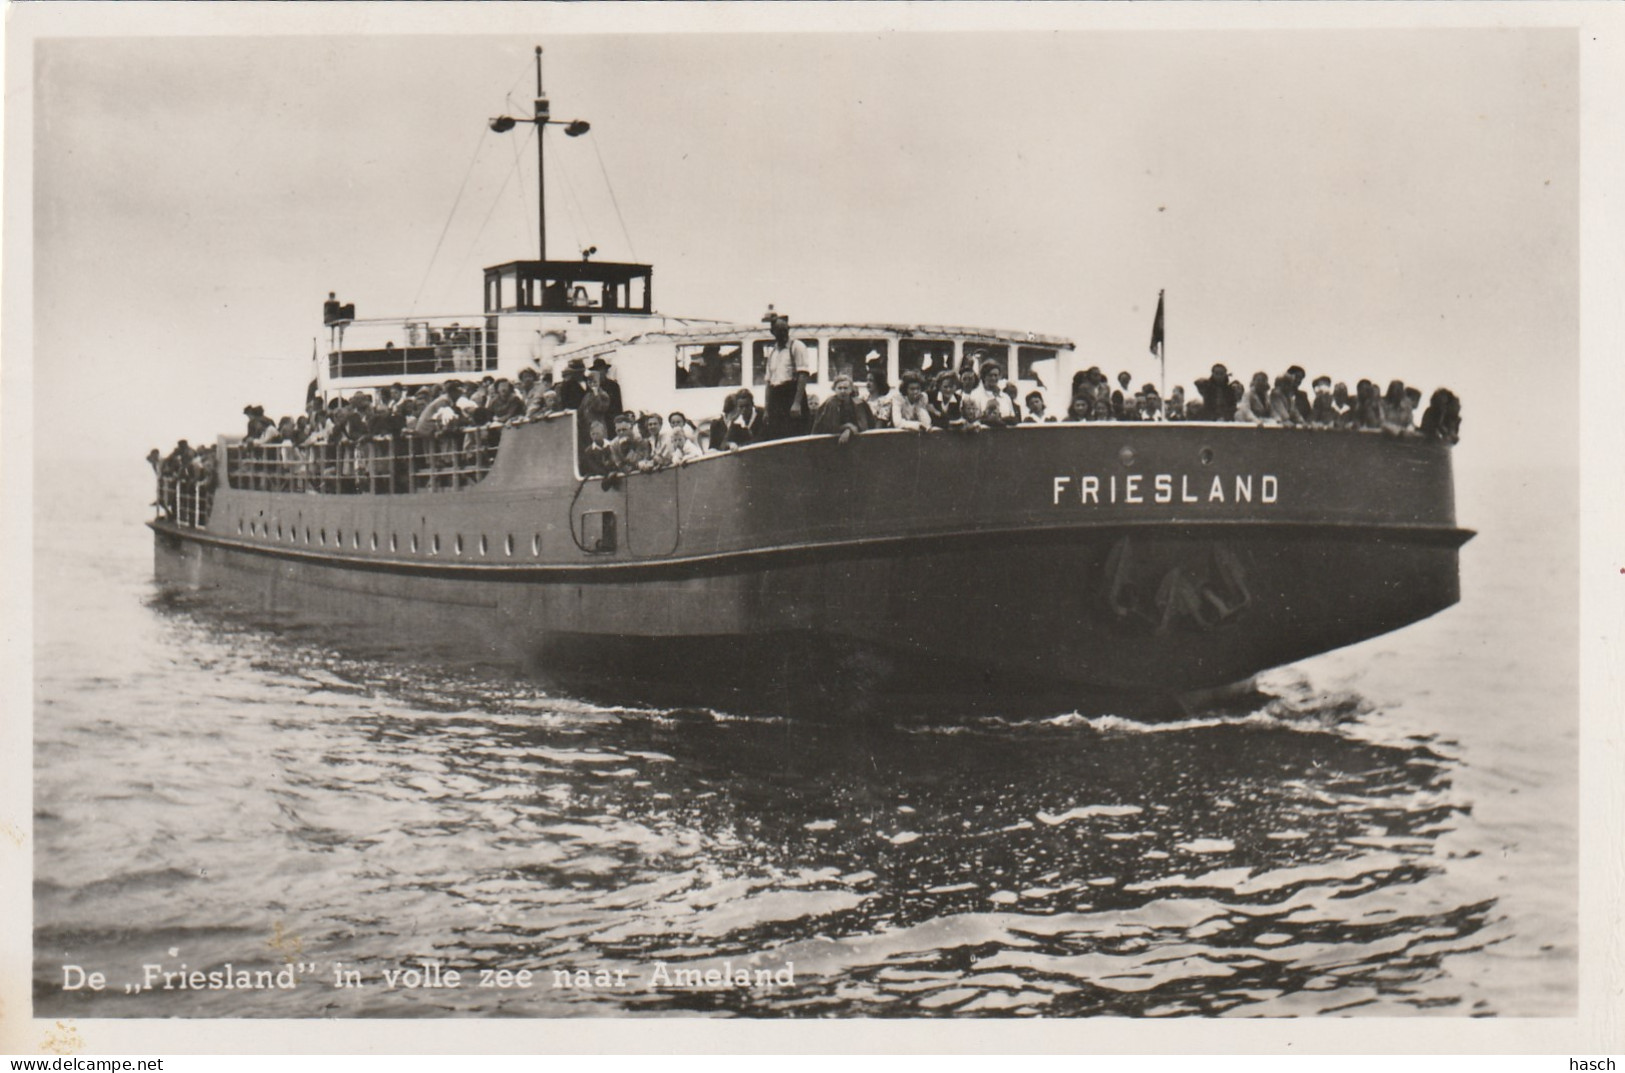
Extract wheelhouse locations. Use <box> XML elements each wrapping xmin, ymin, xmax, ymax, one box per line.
<box><xmin>483</xmin><ymin>259</ymin><xmax>653</xmax><ymax>317</ymax></box>
<box><xmin>315</xmin><ymin>260</ymin><xmax>702</xmax><ymax>402</ymax></box>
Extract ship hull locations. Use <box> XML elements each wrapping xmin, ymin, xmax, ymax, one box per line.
<box><xmin>152</xmin><ymin>421</ymin><xmax>1470</xmax><ymax>718</ymax></box>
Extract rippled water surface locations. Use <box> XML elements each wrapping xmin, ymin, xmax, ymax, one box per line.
<box><xmin>32</xmin><ymin>460</ymin><xmax>1577</xmax><ymax>1017</ymax></box>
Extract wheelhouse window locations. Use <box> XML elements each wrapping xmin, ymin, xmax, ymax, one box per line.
<box><xmin>1018</xmin><ymin>346</ymin><xmax>1059</xmax><ymax>383</ymax></box>
<box><xmin>827</xmin><ymin>339</ymin><xmax>889</xmax><ymax>385</ymax></box>
<box><xmin>751</xmin><ymin>338</ymin><xmax>821</xmax><ymax>386</ymax></box>
<box><xmin>899</xmin><ymin>339</ymin><xmax>955</xmax><ymax>380</ymax></box>
<box><xmin>482</xmin><ymin>261</ymin><xmax>654</xmax><ymax>315</ymax></box>
<box><xmin>676</xmin><ymin>342</ymin><xmax>743</xmax><ymax>389</ymax></box>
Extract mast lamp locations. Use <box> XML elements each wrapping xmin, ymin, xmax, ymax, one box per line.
<box><xmin>485</xmin><ymin>114</ymin><xmax>590</xmax><ymax>135</ymax></box>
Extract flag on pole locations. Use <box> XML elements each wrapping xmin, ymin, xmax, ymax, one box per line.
<box><xmin>307</xmin><ymin>337</ymin><xmax>321</xmax><ymax>404</ymax></box>
<box><xmin>1149</xmin><ymin>290</ymin><xmax>1165</xmax><ymax>357</ymax></box>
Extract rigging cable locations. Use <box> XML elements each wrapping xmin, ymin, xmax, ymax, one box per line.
<box><xmin>506</xmin><ymin>114</ymin><xmax>532</xmax><ymax>253</ymax></box>
<box><xmin>407</xmin><ymin>51</ymin><xmax>536</xmax><ymax>317</ymax></box>
<box><xmin>591</xmin><ymin>135</ymin><xmax>639</xmax><ymax>264</ymax></box>
<box><xmin>550</xmin><ymin>126</ymin><xmax>590</xmax><ymax>257</ymax></box>
<box><xmin>408</xmin><ymin>126</ymin><xmax>491</xmax><ymax>317</ymax></box>
<box><xmin>449</xmin><ymin>123</ymin><xmax>535</xmax><ymax>294</ymax></box>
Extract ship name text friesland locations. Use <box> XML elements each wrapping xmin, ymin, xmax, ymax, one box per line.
<box><xmin>1052</xmin><ymin>473</ymin><xmax>1280</xmax><ymax>506</ymax></box>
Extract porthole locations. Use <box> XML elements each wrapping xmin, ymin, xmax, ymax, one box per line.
<box><xmin>432</xmin><ymin>534</ymin><xmax>441</xmax><ymax>555</ymax></box>
<box><xmin>410</xmin><ymin>534</ymin><xmax>419</xmax><ymax>553</ymax></box>
<box><xmin>454</xmin><ymin>534</ymin><xmax>464</xmax><ymax>556</ymax></box>
<box><xmin>1199</xmin><ymin>447</ymin><xmax>1215</xmax><ymax>466</ymax></box>
<box><xmin>479</xmin><ymin>535</ymin><xmax>488</xmax><ymax>557</ymax></box>
<box><xmin>532</xmin><ymin>533</ymin><xmax>542</xmax><ymax>556</ymax></box>
<box><xmin>504</xmin><ymin>535</ymin><xmax>514</xmax><ymax>557</ymax></box>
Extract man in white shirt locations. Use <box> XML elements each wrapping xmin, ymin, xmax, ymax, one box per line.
<box><xmin>762</xmin><ymin>315</ymin><xmax>814</xmax><ymax>440</ymax></box>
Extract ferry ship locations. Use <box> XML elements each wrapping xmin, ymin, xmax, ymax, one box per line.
<box><xmin>149</xmin><ymin>50</ymin><xmax>1473</xmax><ymax>718</ymax></box>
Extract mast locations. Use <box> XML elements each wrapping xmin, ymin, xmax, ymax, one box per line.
<box><xmin>535</xmin><ymin>46</ymin><xmax>549</xmax><ymax>262</ymax></box>
<box><xmin>489</xmin><ymin>47</ymin><xmax>589</xmax><ymax>265</ymax></box>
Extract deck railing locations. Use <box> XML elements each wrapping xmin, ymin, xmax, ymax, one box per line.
<box><xmin>224</xmin><ymin>427</ymin><xmax>505</xmax><ymax>495</ymax></box>
<box><xmin>156</xmin><ymin>474</ymin><xmax>215</xmax><ymax>528</ymax></box>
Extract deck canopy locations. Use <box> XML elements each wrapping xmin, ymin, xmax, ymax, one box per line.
<box><xmin>484</xmin><ymin>259</ymin><xmax>653</xmax><ymax>316</ymax></box>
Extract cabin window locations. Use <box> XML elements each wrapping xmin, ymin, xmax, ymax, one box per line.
<box><xmin>581</xmin><ymin>511</ymin><xmax>618</xmax><ymax>554</ymax></box>
<box><xmin>899</xmin><ymin>339</ymin><xmax>955</xmax><ymax>380</ymax></box>
<box><xmin>964</xmin><ymin>344</ymin><xmax>1010</xmax><ymax>379</ymax></box>
<box><xmin>676</xmin><ymin>342</ymin><xmax>744</xmax><ymax>390</ymax></box>
<box><xmin>828</xmin><ymin>339</ymin><xmax>889</xmax><ymax>385</ymax></box>
<box><xmin>1018</xmin><ymin>346</ymin><xmax>1059</xmax><ymax>382</ymax></box>
<box><xmin>751</xmin><ymin>338</ymin><xmax>821</xmax><ymax>386</ymax></box>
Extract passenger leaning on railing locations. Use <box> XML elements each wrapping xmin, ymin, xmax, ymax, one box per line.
<box><xmin>703</xmin><ymin>389</ymin><xmax>763</xmax><ymax>452</ymax></box>
<box><xmin>1420</xmin><ymin>388</ymin><xmax>1462</xmax><ymax>443</ymax></box>
<box><xmin>930</xmin><ymin>371</ymin><xmax>961</xmax><ymax>429</ymax></box>
<box><xmin>581</xmin><ymin>421</ymin><xmax>615</xmax><ymax>476</ymax></box>
<box><xmin>656</xmin><ymin>412</ymin><xmax>704</xmax><ymax>466</ymax></box>
<box><xmin>607</xmin><ymin>412</ymin><xmax>647</xmax><ymax>474</ymax></box>
<box><xmin>489</xmin><ymin>378</ymin><xmax>525</xmax><ymax>422</ymax></box>
<box><xmin>810</xmin><ymin>374</ymin><xmax>872</xmax><ymax>444</ymax></box>
<box><xmin>891</xmin><ymin>372</ymin><xmax>936</xmax><ymax>432</ymax></box>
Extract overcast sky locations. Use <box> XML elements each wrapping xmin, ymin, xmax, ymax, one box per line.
<box><xmin>20</xmin><ymin>20</ymin><xmax>1581</xmax><ymax>479</ymax></box>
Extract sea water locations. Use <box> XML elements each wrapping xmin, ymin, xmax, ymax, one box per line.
<box><xmin>29</xmin><ymin>456</ymin><xmax>1577</xmax><ymax>1017</ymax></box>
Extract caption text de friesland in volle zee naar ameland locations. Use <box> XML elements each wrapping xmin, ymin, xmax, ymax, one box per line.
<box><xmin>58</xmin><ymin>956</ymin><xmax>795</xmax><ymax>996</ymax></box>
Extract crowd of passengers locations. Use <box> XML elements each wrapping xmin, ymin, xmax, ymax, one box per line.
<box><xmin>152</xmin><ymin>350</ymin><xmax>1462</xmax><ymax>496</ymax></box>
